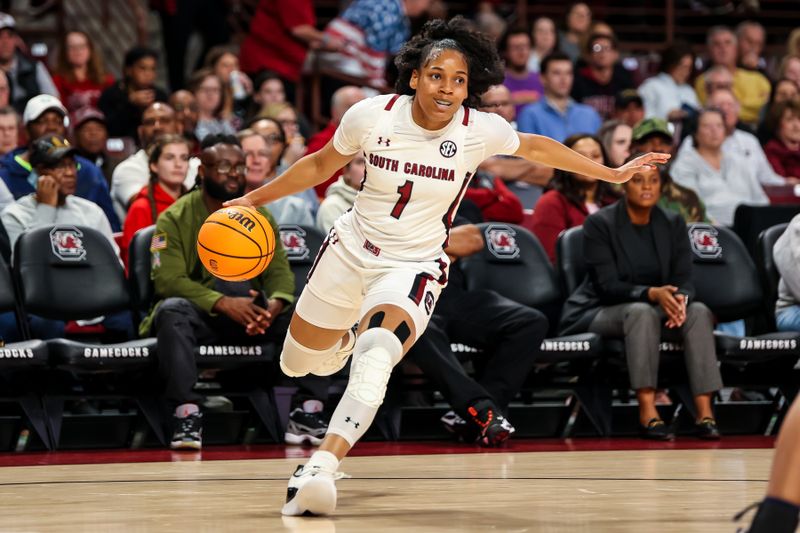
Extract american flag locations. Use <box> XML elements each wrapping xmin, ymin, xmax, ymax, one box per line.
<box><xmin>150</xmin><ymin>233</ymin><xmax>167</xmax><ymax>250</ymax></box>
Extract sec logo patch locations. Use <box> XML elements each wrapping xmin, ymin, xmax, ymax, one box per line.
<box><xmin>439</xmin><ymin>140</ymin><xmax>457</xmax><ymax>158</ymax></box>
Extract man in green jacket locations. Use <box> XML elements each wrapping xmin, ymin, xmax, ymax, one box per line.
<box><xmin>141</xmin><ymin>134</ymin><xmax>315</xmax><ymax>450</ymax></box>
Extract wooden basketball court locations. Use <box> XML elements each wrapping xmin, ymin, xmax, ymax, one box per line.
<box><xmin>0</xmin><ymin>439</ymin><xmax>772</xmax><ymax>532</ymax></box>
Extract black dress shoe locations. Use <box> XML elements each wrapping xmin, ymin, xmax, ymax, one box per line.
<box><xmin>695</xmin><ymin>417</ymin><xmax>721</xmax><ymax>440</ymax></box>
<box><xmin>639</xmin><ymin>418</ymin><xmax>672</xmax><ymax>440</ymax></box>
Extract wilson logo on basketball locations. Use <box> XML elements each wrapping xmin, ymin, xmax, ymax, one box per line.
<box><xmin>224</xmin><ymin>208</ymin><xmax>256</xmax><ymax>232</ymax></box>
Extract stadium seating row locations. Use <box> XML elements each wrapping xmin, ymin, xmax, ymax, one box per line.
<box><xmin>0</xmin><ymin>221</ymin><xmax>798</xmax><ymax>448</ymax></box>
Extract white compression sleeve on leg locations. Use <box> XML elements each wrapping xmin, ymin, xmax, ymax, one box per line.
<box><xmin>280</xmin><ymin>330</ymin><xmax>339</xmax><ymax>377</ymax></box>
<box><xmin>327</xmin><ymin>327</ymin><xmax>404</xmax><ymax>446</ymax></box>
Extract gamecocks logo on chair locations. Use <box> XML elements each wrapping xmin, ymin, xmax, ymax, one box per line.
<box><xmin>688</xmin><ymin>224</ymin><xmax>722</xmax><ymax>260</ymax></box>
<box><xmin>49</xmin><ymin>226</ymin><xmax>86</xmax><ymax>262</ymax></box>
<box><xmin>280</xmin><ymin>226</ymin><xmax>310</xmax><ymax>262</ymax></box>
<box><xmin>485</xmin><ymin>224</ymin><xmax>520</xmax><ymax>260</ymax></box>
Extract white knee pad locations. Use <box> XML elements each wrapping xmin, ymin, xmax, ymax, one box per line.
<box><xmin>327</xmin><ymin>328</ymin><xmax>403</xmax><ymax>446</ymax></box>
<box><xmin>279</xmin><ymin>331</ymin><xmax>338</xmax><ymax>377</ymax></box>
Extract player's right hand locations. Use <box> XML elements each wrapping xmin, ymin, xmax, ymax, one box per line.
<box><xmin>222</xmin><ymin>196</ymin><xmax>255</xmax><ymax>209</ymax></box>
<box><xmin>36</xmin><ymin>175</ymin><xmax>59</xmax><ymax>206</ymax></box>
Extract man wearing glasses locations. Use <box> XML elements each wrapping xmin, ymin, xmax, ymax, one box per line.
<box><xmin>139</xmin><ymin>134</ymin><xmax>296</xmax><ymax>450</ymax></box>
<box><xmin>571</xmin><ymin>33</ymin><xmax>635</xmax><ymax>120</ymax></box>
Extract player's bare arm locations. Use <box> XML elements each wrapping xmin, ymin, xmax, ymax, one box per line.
<box><xmin>225</xmin><ymin>140</ymin><xmax>353</xmax><ymax>208</ymax></box>
<box><xmin>513</xmin><ymin>133</ymin><xmax>671</xmax><ymax>184</ymax></box>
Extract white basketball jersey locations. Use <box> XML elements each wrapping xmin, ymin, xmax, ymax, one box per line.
<box><xmin>332</xmin><ymin>94</ymin><xmax>520</xmax><ymax>262</ymax></box>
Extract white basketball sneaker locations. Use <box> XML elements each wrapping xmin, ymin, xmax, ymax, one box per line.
<box><xmin>281</xmin><ymin>464</ymin><xmax>347</xmax><ymax>516</ymax></box>
<box><xmin>314</xmin><ymin>327</ymin><xmax>357</xmax><ymax>377</ymax></box>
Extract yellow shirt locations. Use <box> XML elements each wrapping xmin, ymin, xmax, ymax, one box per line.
<box><xmin>694</xmin><ymin>67</ymin><xmax>771</xmax><ymax>124</ymax></box>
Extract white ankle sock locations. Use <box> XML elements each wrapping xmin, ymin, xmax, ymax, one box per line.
<box><xmin>307</xmin><ymin>450</ymin><xmax>340</xmax><ymax>472</ymax></box>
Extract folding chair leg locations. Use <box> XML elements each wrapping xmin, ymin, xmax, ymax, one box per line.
<box><xmin>18</xmin><ymin>393</ymin><xmax>52</xmax><ymax>451</ymax></box>
<box><xmin>370</xmin><ymin>403</ymin><xmax>400</xmax><ymax>441</ymax></box>
<box><xmin>272</xmin><ymin>385</ymin><xmax>298</xmax><ymax>434</ymax></box>
<box><xmin>135</xmin><ymin>395</ymin><xmax>166</xmax><ymax>446</ymax></box>
<box><xmin>248</xmin><ymin>389</ymin><xmax>282</xmax><ymax>443</ymax></box>
<box><xmin>42</xmin><ymin>397</ymin><xmax>64</xmax><ymax>449</ymax></box>
<box><xmin>574</xmin><ymin>385</ymin><xmax>612</xmax><ymax>437</ymax></box>
<box><xmin>672</xmin><ymin>385</ymin><xmax>697</xmax><ymax>421</ymax></box>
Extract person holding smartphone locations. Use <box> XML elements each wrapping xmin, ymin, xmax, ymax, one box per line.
<box><xmin>138</xmin><ymin>133</ymin><xmax>329</xmax><ymax>451</ymax></box>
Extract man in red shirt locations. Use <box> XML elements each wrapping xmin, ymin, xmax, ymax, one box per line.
<box><xmin>239</xmin><ymin>0</ymin><xmax>342</xmax><ymax>101</ymax></box>
<box><xmin>306</xmin><ymin>86</ymin><xmax>366</xmax><ymax>197</ymax></box>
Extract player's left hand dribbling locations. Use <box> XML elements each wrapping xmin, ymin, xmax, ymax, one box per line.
<box><xmin>614</xmin><ymin>152</ymin><xmax>672</xmax><ymax>183</ymax></box>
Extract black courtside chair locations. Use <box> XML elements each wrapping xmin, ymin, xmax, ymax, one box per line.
<box><xmin>13</xmin><ymin>225</ymin><xmax>160</xmax><ymax>448</ymax></box>
<box><xmin>128</xmin><ymin>224</ymin><xmax>285</xmax><ymax>443</ymax></box>
<box><xmin>687</xmin><ymin>224</ymin><xmax>799</xmax><ymax>415</ymax></box>
<box><xmin>278</xmin><ymin>224</ymin><xmax>326</xmax><ymax>298</ymax></box>
<box><xmin>0</xmin><ymin>253</ymin><xmax>51</xmax><ymax>449</ymax></box>
<box><xmin>686</xmin><ymin>223</ymin><xmax>800</xmax><ymax>363</ymax></box>
<box><xmin>458</xmin><ymin>223</ymin><xmax>606</xmax><ymax>435</ymax></box>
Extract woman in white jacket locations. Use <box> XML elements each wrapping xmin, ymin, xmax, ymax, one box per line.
<box><xmin>315</xmin><ymin>155</ymin><xmax>364</xmax><ymax>233</ymax></box>
<box><xmin>774</xmin><ymin>213</ymin><xmax>800</xmax><ymax>332</ymax></box>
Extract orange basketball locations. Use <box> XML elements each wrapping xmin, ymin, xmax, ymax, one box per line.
<box><xmin>197</xmin><ymin>206</ymin><xmax>275</xmax><ymax>281</ymax></box>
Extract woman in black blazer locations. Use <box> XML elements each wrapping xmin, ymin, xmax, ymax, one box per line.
<box><xmin>559</xmin><ymin>159</ymin><xmax>723</xmax><ymax>440</ymax></box>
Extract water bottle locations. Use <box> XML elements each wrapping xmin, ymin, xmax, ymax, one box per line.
<box><xmin>230</xmin><ymin>70</ymin><xmax>247</xmax><ymax>101</ymax></box>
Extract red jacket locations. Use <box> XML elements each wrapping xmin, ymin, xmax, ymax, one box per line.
<box><xmin>307</xmin><ymin>121</ymin><xmax>340</xmax><ymax>197</ymax></box>
<box><xmin>121</xmin><ymin>183</ymin><xmax>179</xmax><ymax>269</ymax></box>
<box><xmin>239</xmin><ymin>0</ymin><xmax>316</xmax><ymax>82</ymax></box>
<box><xmin>531</xmin><ymin>189</ymin><xmax>618</xmax><ymax>263</ymax></box>
<box><xmin>764</xmin><ymin>138</ymin><xmax>800</xmax><ymax>179</ymax></box>
<box><xmin>53</xmin><ymin>73</ymin><xmax>114</xmax><ymax>113</ymax></box>
<box><xmin>463</xmin><ymin>175</ymin><xmax>523</xmax><ymax>224</ymax></box>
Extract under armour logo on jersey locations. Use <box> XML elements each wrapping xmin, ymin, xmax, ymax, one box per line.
<box><xmin>345</xmin><ymin>416</ymin><xmax>360</xmax><ymax>428</ymax></box>
<box><xmin>377</xmin><ymin>137</ymin><xmax>391</xmax><ymax>146</ymax></box>
<box><xmin>439</xmin><ymin>140</ymin><xmax>457</xmax><ymax>158</ymax></box>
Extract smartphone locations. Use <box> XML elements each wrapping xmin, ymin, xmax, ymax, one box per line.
<box><xmin>253</xmin><ymin>290</ymin><xmax>268</xmax><ymax>310</ymax></box>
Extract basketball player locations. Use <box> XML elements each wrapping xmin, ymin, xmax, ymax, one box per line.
<box><xmin>738</xmin><ymin>396</ymin><xmax>800</xmax><ymax>532</ymax></box>
<box><xmin>225</xmin><ymin>17</ymin><xmax>670</xmax><ymax>516</ymax></box>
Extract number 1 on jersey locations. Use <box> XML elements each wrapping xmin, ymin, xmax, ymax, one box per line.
<box><xmin>390</xmin><ymin>180</ymin><xmax>413</xmax><ymax>219</ymax></box>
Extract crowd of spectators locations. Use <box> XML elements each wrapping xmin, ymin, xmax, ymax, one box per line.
<box><xmin>0</xmin><ymin>1</ymin><xmax>799</xmax><ymax>447</ymax></box>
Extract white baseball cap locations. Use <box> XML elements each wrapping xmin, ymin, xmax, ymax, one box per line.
<box><xmin>22</xmin><ymin>94</ymin><xmax>68</xmax><ymax>125</ymax></box>
<box><xmin>0</xmin><ymin>13</ymin><xmax>15</xmax><ymax>31</ymax></box>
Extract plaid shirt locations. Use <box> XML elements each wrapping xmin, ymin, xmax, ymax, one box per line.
<box><xmin>341</xmin><ymin>0</ymin><xmax>409</xmax><ymax>54</ymax></box>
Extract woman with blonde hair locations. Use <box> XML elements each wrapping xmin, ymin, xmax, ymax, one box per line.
<box><xmin>188</xmin><ymin>68</ymin><xmax>237</xmax><ymax>141</ymax></box>
<box><xmin>204</xmin><ymin>45</ymin><xmax>253</xmax><ymax>119</ymax></box>
<box><xmin>237</xmin><ymin>128</ymin><xmax>313</xmax><ymax>225</ymax></box>
<box><xmin>259</xmin><ymin>101</ymin><xmax>306</xmax><ymax>166</ymax></box>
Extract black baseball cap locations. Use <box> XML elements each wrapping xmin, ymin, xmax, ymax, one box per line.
<box><xmin>29</xmin><ymin>135</ymin><xmax>77</xmax><ymax>168</ymax></box>
<box><xmin>615</xmin><ymin>89</ymin><xmax>643</xmax><ymax>109</ymax></box>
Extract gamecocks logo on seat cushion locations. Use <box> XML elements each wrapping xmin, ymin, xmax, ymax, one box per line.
<box><xmin>49</xmin><ymin>226</ymin><xmax>86</xmax><ymax>262</ymax></box>
<box><xmin>279</xmin><ymin>226</ymin><xmax>309</xmax><ymax>262</ymax></box>
<box><xmin>688</xmin><ymin>224</ymin><xmax>722</xmax><ymax>261</ymax></box>
<box><xmin>485</xmin><ymin>224</ymin><xmax>520</xmax><ymax>260</ymax></box>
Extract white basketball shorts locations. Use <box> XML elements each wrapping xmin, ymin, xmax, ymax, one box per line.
<box><xmin>294</xmin><ymin>223</ymin><xmax>449</xmax><ymax>341</ymax></box>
